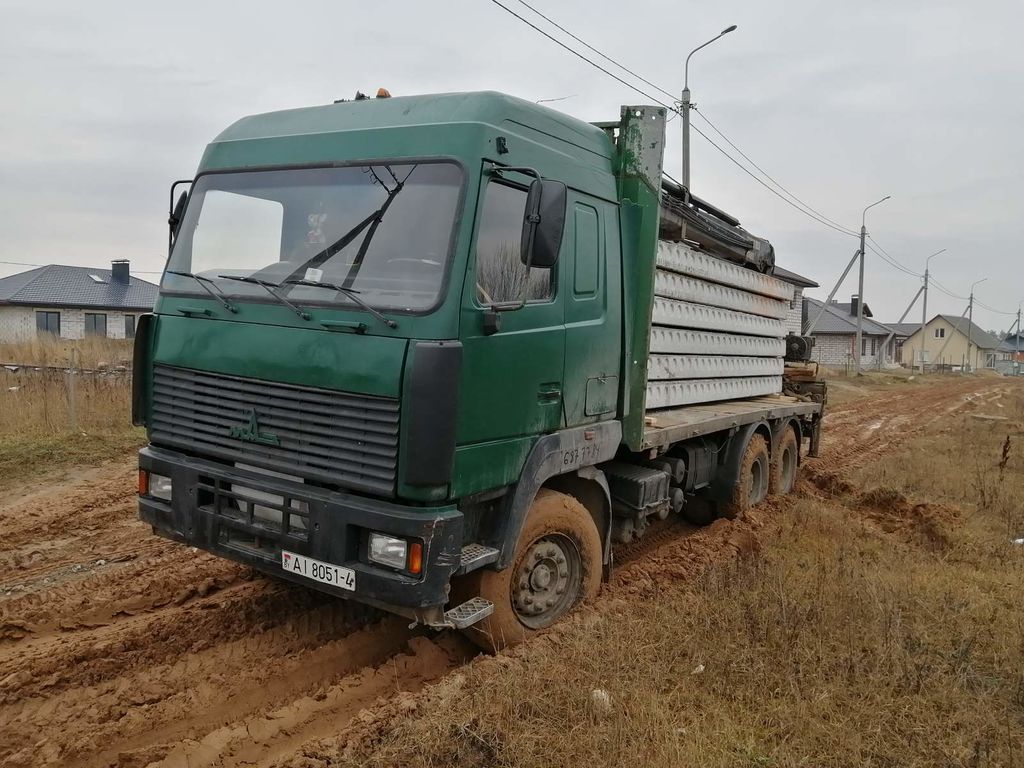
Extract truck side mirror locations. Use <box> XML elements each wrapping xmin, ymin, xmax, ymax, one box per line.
<box><xmin>520</xmin><ymin>178</ymin><xmax>566</xmax><ymax>269</ymax></box>
<box><xmin>169</xmin><ymin>191</ymin><xmax>188</xmax><ymax>240</ymax></box>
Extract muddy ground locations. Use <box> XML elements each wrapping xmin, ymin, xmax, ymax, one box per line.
<box><xmin>0</xmin><ymin>376</ymin><xmax>1014</xmax><ymax>767</ymax></box>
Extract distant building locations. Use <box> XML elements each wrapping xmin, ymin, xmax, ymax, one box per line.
<box><xmin>999</xmin><ymin>332</ymin><xmax>1024</xmax><ymax>362</ymax></box>
<box><xmin>885</xmin><ymin>323</ymin><xmax>922</xmax><ymax>363</ymax></box>
<box><xmin>899</xmin><ymin>315</ymin><xmax>1005</xmax><ymax>370</ymax></box>
<box><xmin>0</xmin><ymin>261</ymin><xmax>157</xmax><ymax>343</ymax></box>
<box><xmin>772</xmin><ymin>266</ymin><xmax>819</xmax><ymax>337</ymax></box>
<box><xmin>802</xmin><ymin>295</ymin><xmax>896</xmax><ymax>368</ymax></box>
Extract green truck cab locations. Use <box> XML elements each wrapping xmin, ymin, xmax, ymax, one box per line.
<box><xmin>135</xmin><ymin>91</ymin><xmax>824</xmax><ymax>649</ymax></box>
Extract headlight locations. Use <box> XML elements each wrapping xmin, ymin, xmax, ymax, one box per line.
<box><xmin>368</xmin><ymin>533</ymin><xmax>407</xmax><ymax>570</ymax></box>
<box><xmin>150</xmin><ymin>473</ymin><xmax>173</xmax><ymax>501</ymax></box>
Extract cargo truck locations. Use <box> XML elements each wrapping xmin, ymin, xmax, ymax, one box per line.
<box><xmin>135</xmin><ymin>91</ymin><xmax>826</xmax><ymax>650</ymax></box>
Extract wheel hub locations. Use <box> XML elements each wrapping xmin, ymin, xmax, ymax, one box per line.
<box><xmin>512</xmin><ymin>535</ymin><xmax>579</xmax><ymax>628</ymax></box>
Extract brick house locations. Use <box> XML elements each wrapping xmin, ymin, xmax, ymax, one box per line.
<box><xmin>772</xmin><ymin>266</ymin><xmax>819</xmax><ymax>337</ymax></box>
<box><xmin>802</xmin><ymin>295</ymin><xmax>895</xmax><ymax>368</ymax></box>
<box><xmin>0</xmin><ymin>261</ymin><xmax>158</xmax><ymax>342</ymax></box>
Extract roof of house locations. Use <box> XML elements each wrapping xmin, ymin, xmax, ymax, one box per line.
<box><xmin>903</xmin><ymin>314</ymin><xmax>1003</xmax><ymax>350</ymax></box>
<box><xmin>804</xmin><ymin>296</ymin><xmax>893</xmax><ymax>336</ymax></box>
<box><xmin>887</xmin><ymin>323</ymin><xmax>921</xmax><ymax>338</ymax></box>
<box><xmin>772</xmin><ymin>266</ymin><xmax>819</xmax><ymax>289</ymax></box>
<box><xmin>0</xmin><ymin>264</ymin><xmax>158</xmax><ymax>311</ymax></box>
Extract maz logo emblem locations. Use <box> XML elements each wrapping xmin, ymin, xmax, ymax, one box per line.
<box><xmin>229</xmin><ymin>408</ymin><xmax>281</xmax><ymax>446</ymax></box>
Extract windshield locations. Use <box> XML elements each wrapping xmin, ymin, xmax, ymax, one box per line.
<box><xmin>164</xmin><ymin>162</ymin><xmax>462</xmax><ymax>312</ymax></box>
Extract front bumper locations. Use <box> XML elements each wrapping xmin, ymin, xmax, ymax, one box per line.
<box><xmin>138</xmin><ymin>445</ymin><xmax>463</xmax><ymax>617</ymax></box>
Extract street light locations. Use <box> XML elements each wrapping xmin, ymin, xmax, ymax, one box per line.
<box><xmin>854</xmin><ymin>195</ymin><xmax>891</xmax><ymax>370</ymax></box>
<box><xmin>680</xmin><ymin>24</ymin><xmax>737</xmax><ymax>188</ymax></box>
<box><xmin>967</xmin><ymin>277</ymin><xmax>987</xmax><ymax>371</ymax></box>
<box><xmin>918</xmin><ymin>248</ymin><xmax>946</xmax><ymax>371</ymax></box>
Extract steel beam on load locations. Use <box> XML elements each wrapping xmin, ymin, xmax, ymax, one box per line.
<box><xmin>657</xmin><ymin>241</ymin><xmax>793</xmax><ymax>302</ymax></box>
<box><xmin>652</xmin><ymin>297</ymin><xmax>787</xmax><ymax>338</ymax></box>
<box><xmin>648</xmin><ymin>327</ymin><xmax>786</xmax><ymax>357</ymax></box>
<box><xmin>647</xmin><ymin>355</ymin><xmax>784</xmax><ymax>381</ymax></box>
<box><xmin>654</xmin><ymin>269</ymin><xmax>790</xmax><ymax>320</ymax></box>
<box><xmin>645</xmin><ymin>376</ymin><xmax>783</xmax><ymax>410</ymax></box>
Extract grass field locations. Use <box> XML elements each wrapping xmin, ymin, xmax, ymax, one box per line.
<box><xmin>341</xmin><ymin>381</ymin><xmax>1024</xmax><ymax>768</ymax></box>
<box><xmin>0</xmin><ymin>337</ymin><xmax>143</xmax><ymax>489</ymax></box>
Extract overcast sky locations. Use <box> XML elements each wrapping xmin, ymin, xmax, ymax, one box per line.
<box><xmin>2</xmin><ymin>0</ymin><xmax>1022</xmax><ymax>331</ymax></box>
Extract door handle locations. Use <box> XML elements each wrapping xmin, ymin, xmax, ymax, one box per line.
<box><xmin>537</xmin><ymin>385</ymin><xmax>562</xmax><ymax>404</ymax></box>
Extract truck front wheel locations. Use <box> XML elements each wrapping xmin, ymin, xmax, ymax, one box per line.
<box><xmin>464</xmin><ymin>489</ymin><xmax>602</xmax><ymax>652</ymax></box>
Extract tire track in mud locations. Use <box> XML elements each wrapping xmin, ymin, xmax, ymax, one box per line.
<box><xmin>0</xmin><ymin>378</ymin><xmax>1013</xmax><ymax>767</ymax></box>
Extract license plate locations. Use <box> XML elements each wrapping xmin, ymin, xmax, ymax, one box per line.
<box><xmin>281</xmin><ymin>550</ymin><xmax>355</xmax><ymax>591</ymax></box>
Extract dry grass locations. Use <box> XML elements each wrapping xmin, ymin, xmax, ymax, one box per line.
<box><xmin>340</xmin><ymin>386</ymin><xmax>1024</xmax><ymax>768</ymax></box>
<box><xmin>0</xmin><ymin>338</ymin><xmax>143</xmax><ymax>489</ymax></box>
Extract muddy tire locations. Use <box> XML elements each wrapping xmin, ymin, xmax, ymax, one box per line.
<box><xmin>462</xmin><ymin>489</ymin><xmax>602</xmax><ymax>653</ymax></box>
<box><xmin>719</xmin><ymin>434</ymin><xmax>769</xmax><ymax>520</ymax></box>
<box><xmin>770</xmin><ymin>428</ymin><xmax>799</xmax><ymax>496</ymax></box>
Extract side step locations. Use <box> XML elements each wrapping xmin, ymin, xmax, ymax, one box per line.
<box><xmin>443</xmin><ymin>597</ymin><xmax>494</xmax><ymax>629</ymax></box>
<box><xmin>455</xmin><ymin>543</ymin><xmax>499</xmax><ymax>575</ymax></box>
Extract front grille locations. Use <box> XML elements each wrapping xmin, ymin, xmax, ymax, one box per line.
<box><xmin>151</xmin><ymin>365</ymin><xmax>399</xmax><ymax>495</ymax></box>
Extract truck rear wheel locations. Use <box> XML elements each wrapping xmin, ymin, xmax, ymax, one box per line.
<box><xmin>770</xmin><ymin>428</ymin><xmax>799</xmax><ymax>496</ymax></box>
<box><xmin>463</xmin><ymin>489</ymin><xmax>602</xmax><ymax>652</ymax></box>
<box><xmin>720</xmin><ymin>434</ymin><xmax>769</xmax><ymax>520</ymax></box>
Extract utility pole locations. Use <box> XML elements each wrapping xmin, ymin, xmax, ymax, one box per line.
<box><xmin>680</xmin><ymin>25</ymin><xmax>737</xmax><ymax>188</ymax></box>
<box><xmin>878</xmin><ymin>285</ymin><xmax>924</xmax><ymax>368</ymax></box>
<box><xmin>804</xmin><ymin>248</ymin><xmax>862</xmax><ymax>335</ymax></box>
<box><xmin>855</xmin><ymin>196</ymin><xmax>891</xmax><ymax>370</ymax></box>
<box><xmin>1011</xmin><ymin>307</ymin><xmax>1019</xmax><ymax>378</ymax></box>
<box><xmin>967</xmin><ymin>277</ymin><xmax>987</xmax><ymax>372</ymax></box>
<box><xmin>919</xmin><ymin>248</ymin><xmax>946</xmax><ymax>372</ymax></box>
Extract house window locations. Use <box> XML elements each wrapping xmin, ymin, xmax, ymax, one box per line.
<box><xmin>36</xmin><ymin>311</ymin><xmax>60</xmax><ymax>336</ymax></box>
<box><xmin>934</xmin><ymin>327</ymin><xmax>945</xmax><ymax>339</ymax></box>
<box><xmin>85</xmin><ymin>313</ymin><xmax>108</xmax><ymax>337</ymax></box>
<box><xmin>125</xmin><ymin>315</ymin><xmax>136</xmax><ymax>339</ymax></box>
<box><xmin>871</xmin><ymin>338</ymin><xmax>877</xmax><ymax>356</ymax></box>
<box><xmin>474</xmin><ymin>181</ymin><xmax>554</xmax><ymax>305</ymax></box>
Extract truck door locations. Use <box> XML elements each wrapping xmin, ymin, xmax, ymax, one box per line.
<box><xmin>561</xmin><ymin>196</ymin><xmax>621</xmax><ymax>426</ymax></box>
<box><xmin>456</xmin><ymin>175</ymin><xmax>565</xmax><ymax>465</ymax></box>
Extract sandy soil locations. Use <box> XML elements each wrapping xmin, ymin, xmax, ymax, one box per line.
<box><xmin>0</xmin><ymin>376</ymin><xmax>1011</xmax><ymax>767</ymax></box>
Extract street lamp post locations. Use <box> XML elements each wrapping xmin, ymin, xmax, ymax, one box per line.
<box><xmin>681</xmin><ymin>24</ymin><xmax>737</xmax><ymax>188</ymax></box>
<box><xmin>918</xmin><ymin>248</ymin><xmax>946</xmax><ymax>372</ymax></box>
<box><xmin>854</xmin><ymin>196</ymin><xmax>891</xmax><ymax>370</ymax></box>
<box><xmin>967</xmin><ymin>277</ymin><xmax>987</xmax><ymax>372</ymax></box>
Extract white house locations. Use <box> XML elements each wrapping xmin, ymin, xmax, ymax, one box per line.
<box><xmin>0</xmin><ymin>261</ymin><xmax>158</xmax><ymax>342</ymax></box>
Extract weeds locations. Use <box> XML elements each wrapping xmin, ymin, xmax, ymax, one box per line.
<box><xmin>0</xmin><ymin>338</ymin><xmax>142</xmax><ymax>489</ymax></box>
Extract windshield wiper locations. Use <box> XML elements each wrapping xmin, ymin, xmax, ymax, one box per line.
<box><xmin>165</xmin><ymin>270</ymin><xmax>237</xmax><ymax>313</ymax></box>
<box><xmin>281</xmin><ymin>164</ymin><xmax>415</xmax><ymax>287</ymax></box>
<box><xmin>284</xmin><ymin>279</ymin><xmax>397</xmax><ymax>329</ymax></box>
<box><xmin>217</xmin><ymin>275</ymin><xmax>311</xmax><ymax>321</ymax></box>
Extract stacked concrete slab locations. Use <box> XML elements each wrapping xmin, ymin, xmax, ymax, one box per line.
<box><xmin>646</xmin><ymin>241</ymin><xmax>793</xmax><ymax>410</ymax></box>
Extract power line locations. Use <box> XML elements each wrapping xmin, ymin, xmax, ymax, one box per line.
<box><xmin>691</xmin><ymin>107</ymin><xmax>859</xmax><ymax>236</ymax></box>
<box><xmin>485</xmin><ymin>0</ymin><xmax>678</xmax><ymax>114</ymax></box>
<box><xmin>864</xmin><ymin>236</ymin><xmax>921</xmax><ymax>278</ymax></box>
<box><xmin>929</xmin><ymin>279</ymin><xmax>968</xmax><ymax>301</ymax></box>
<box><xmin>975</xmin><ymin>299</ymin><xmax>1016</xmax><ymax>316</ymax></box>
<box><xmin>686</xmin><ymin>121</ymin><xmax>859</xmax><ymax>237</ymax></box>
<box><xmin>514</xmin><ymin>0</ymin><xmax>678</xmax><ymax>104</ymax></box>
<box><xmin>488</xmin><ymin>0</ymin><xmax>867</xmax><ymax>241</ymax></box>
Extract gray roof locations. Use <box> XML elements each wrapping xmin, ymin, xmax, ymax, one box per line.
<box><xmin>887</xmin><ymin>323</ymin><xmax>922</xmax><ymax>338</ymax></box>
<box><xmin>0</xmin><ymin>264</ymin><xmax>158</xmax><ymax>311</ymax></box>
<box><xmin>902</xmin><ymin>314</ymin><xmax>1003</xmax><ymax>350</ymax></box>
<box><xmin>804</xmin><ymin>297</ymin><xmax>893</xmax><ymax>336</ymax></box>
<box><xmin>999</xmin><ymin>332</ymin><xmax>1023</xmax><ymax>353</ymax></box>
<box><xmin>773</xmin><ymin>266</ymin><xmax>819</xmax><ymax>289</ymax></box>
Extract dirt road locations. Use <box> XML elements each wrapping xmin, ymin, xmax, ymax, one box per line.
<box><xmin>0</xmin><ymin>376</ymin><xmax>1014</xmax><ymax>767</ymax></box>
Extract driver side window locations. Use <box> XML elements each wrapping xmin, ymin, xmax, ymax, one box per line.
<box><xmin>475</xmin><ymin>181</ymin><xmax>554</xmax><ymax>304</ymax></box>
